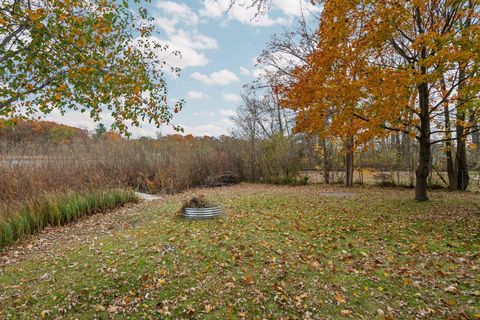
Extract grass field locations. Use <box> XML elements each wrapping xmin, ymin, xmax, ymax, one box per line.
<box><xmin>0</xmin><ymin>184</ymin><xmax>479</xmax><ymax>319</ymax></box>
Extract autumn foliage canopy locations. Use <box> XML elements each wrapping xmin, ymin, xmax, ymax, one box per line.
<box><xmin>280</xmin><ymin>0</ymin><xmax>480</xmax><ymax>199</ymax></box>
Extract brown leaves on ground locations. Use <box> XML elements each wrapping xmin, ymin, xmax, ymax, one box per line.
<box><xmin>0</xmin><ymin>184</ymin><xmax>479</xmax><ymax>319</ymax></box>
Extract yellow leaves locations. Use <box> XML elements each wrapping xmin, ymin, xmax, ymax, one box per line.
<box><xmin>93</xmin><ymin>21</ymin><xmax>113</xmax><ymax>35</ymax></box>
<box><xmin>156</xmin><ymin>278</ymin><xmax>166</xmax><ymax>286</ymax></box>
<box><xmin>132</xmin><ymin>85</ymin><xmax>141</xmax><ymax>95</ymax></box>
<box><xmin>0</xmin><ymin>16</ymin><xmax>8</xmax><ymax>26</ymax></box>
<box><xmin>157</xmin><ymin>267</ymin><xmax>168</xmax><ymax>276</ymax></box>
<box><xmin>28</xmin><ymin>9</ymin><xmax>46</xmax><ymax>22</ymax></box>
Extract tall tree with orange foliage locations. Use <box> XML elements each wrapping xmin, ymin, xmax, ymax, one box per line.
<box><xmin>281</xmin><ymin>0</ymin><xmax>480</xmax><ymax>200</ymax></box>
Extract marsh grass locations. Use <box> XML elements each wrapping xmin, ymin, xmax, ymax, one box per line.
<box><xmin>0</xmin><ymin>189</ymin><xmax>138</xmax><ymax>248</ymax></box>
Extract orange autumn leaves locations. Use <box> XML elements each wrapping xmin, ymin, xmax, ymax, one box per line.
<box><xmin>280</xmin><ymin>0</ymin><xmax>480</xmax><ymax>146</ymax></box>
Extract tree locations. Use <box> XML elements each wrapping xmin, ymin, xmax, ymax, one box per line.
<box><xmin>281</xmin><ymin>0</ymin><xmax>480</xmax><ymax>200</ymax></box>
<box><xmin>1</xmin><ymin>0</ymin><xmax>182</xmax><ymax>134</ymax></box>
<box><xmin>93</xmin><ymin>123</ymin><xmax>106</xmax><ymax>140</ymax></box>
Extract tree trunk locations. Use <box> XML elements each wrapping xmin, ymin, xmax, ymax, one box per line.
<box><xmin>415</xmin><ymin>82</ymin><xmax>430</xmax><ymax>201</ymax></box>
<box><xmin>472</xmin><ymin>117</ymin><xmax>479</xmax><ymax>166</ymax></box>
<box><xmin>440</xmin><ymin>77</ymin><xmax>455</xmax><ymax>189</ymax></box>
<box><xmin>395</xmin><ymin>133</ymin><xmax>401</xmax><ymax>186</ymax></box>
<box><xmin>454</xmin><ymin>66</ymin><xmax>469</xmax><ymax>190</ymax></box>
<box><xmin>250</xmin><ymin>133</ymin><xmax>256</xmax><ymax>181</ymax></box>
<box><xmin>321</xmin><ymin>138</ymin><xmax>330</xmax><ymax>184</ymax></box>
<box><xmin>453</xmin><ymin>2</ymin><xmax>472</xmax><ymax>190</ymax></box>
<box><xmin>345</xmin><ymin>136</ymin><xmax>354</xmax><ymax>187</ymax></box>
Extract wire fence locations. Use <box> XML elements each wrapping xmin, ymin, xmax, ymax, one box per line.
<box><xmin>300</xmin><ymin>169</ymin><xmax>480</xmax><ymax>192</ymax></box>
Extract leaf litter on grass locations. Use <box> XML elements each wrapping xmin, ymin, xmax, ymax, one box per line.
<box><xmin>0</xmin><ymin>183</ymin><xmax>479</xmax><ymax>319</ymax></box>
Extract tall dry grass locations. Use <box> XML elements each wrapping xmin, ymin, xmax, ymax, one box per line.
<box><xmin>0</xmin><ymin>137</ymin><xmax>241</xmax><ymax>203</ymax></box>
<box><xmin>0</xmin><ymin>135</ymin><xmax>308</xmax><ymax>248</ymax></box>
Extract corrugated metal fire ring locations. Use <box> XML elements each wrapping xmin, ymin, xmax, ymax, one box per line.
<box><xmin>182</xmin><ymin>206</ymin><xmax>222</xmax><ymax>219</ymax></box>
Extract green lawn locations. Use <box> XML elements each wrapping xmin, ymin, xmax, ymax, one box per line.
<box><xmin>0</xmin><ymin>184</ymin><xmax>479</xmax><ymax>319</ymax></box>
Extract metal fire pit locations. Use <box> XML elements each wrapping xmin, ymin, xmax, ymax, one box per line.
<box><xmin>182</xmin><ymin>206</ymin><xmax>222</xmax><ymax>220</ymax></box>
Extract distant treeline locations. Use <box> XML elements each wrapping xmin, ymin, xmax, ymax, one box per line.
<box><xmin>0</xmin><ymin>120</ymin><xmax>123</xmax><ymax>144</ymax></box>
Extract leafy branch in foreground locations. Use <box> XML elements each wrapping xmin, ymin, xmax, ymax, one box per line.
<box><xmin>0</xmin><ymin>0</ymin><xmax>183</xmax><ymax>134</ymax></box>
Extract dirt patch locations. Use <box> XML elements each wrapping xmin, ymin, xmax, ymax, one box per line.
<box><xmin>135</xmin><ymin>192</ymin><xmax>162</xmax><ymax>201</ymax></box>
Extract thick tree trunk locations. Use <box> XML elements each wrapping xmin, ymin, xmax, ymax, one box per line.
<box><xmin>345</xmin><ymin>136</ymin><xmax>354</xmax><ymax>187</ymax></box>
<box><xmin>453</xmin><ymin>2</ymin><xmax>472</xmax><ymax>190</ymax></box>
<box><xmin>413</xmin><ymin>14</ymin><xmax>431</xmax><ymax>201</ymax></box>
<box><xmin>415</xmin><ymin>82</ymin><xmax>430</xmax><ymax>201</ymax></box>
<box><xmin>454</xmin><ymin>133</ymin><xmax>469</xmax><ymax>190</ymax></box>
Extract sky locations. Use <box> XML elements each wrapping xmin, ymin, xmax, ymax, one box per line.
<box><xmin>45</xmin><ymin>0</ymin><xmax>318</xmax><ymax>138</ymax></box>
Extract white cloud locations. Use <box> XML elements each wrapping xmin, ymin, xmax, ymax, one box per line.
<box><xmin>186</xmin><ymin>91</ymin><xmax>208</xmax><ymax>100</ymax></box>
<box><xmin>200</xmin><ymin>0</ymin><xmax>288</xmax><ymax>26</ymax></box>
<box><xmin>199</xmin><ymin>0</ymin><xmax>317</xmax><ymax>27</ymax></box>
<box><xmin>219</xmin><ymin>108</ymin><xmax>236</xmax><ymax>117</ymax></box>
<box><xmin>191</xmin><ymin>69</ymin><xmax>239</xmax><ymax>86</ymax></box>
<box><xmin>134</xmin><ymin>36</ymin><xmax>208</xmax><ymax>70</ymax></box>
<box><xmin>191</xmin><ymin>124</ymin><xmax>226</xmax><ymax>136</ymax></box>
<box><xmin>168</xmin><ymin>29</ymin><xmax>218</xmax><ymax>50</ymax></box>
<box><xmin>240</xmin><ymin>66</ymin><xmax>251</xmax><ymax>76</ymax></box>
<box><xmin>152</xmin><ymin>2</ymin><xmax>218</xmax><ymax>71</ymax></box>
<box><xmin>156</xmin><ymin>1</ymin><xmax>199</xmax><ymax>26</ymax></box>
<box><xmin>222</xmin><ymin>92</ymin><xmax>241</xmax><ymax>103</ymax></box>
<box><xmin>193</xmin><ymin>110</ymin><xmax>215</xmax><ymax>117</ymax></box>
<box><xmin>44</xmin><ymin>109</ymin><xmax>114</xmax><ymax>132</ymax></box>
<box><xmin>220</xmin><ymin>117</ymin><xmax>235</xmax><ymax>127</ymax></box>
<box><xmin>272</xmin><ymin>0</ymin><xmax>320</xmax><ymax>17</ymax></box>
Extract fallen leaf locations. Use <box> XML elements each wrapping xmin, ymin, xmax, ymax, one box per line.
<box><xmin>244</xmin><ymin>274</ymin><xmax>255</xmax><ymax>285</ymax></box>
<box><xmin>341</xmin><ymin>309</ymin><xmax>352</xmax><ymax>317</ymax></box>
<box><xmin>444</xmin><ymin>286</ymin><xmax>458</xmax><ymax>294</ymax></box>
<box><xmin>204</xmin><ymin>304</ymin><xmax>212</xmax><ymax>313</ymax></box>
<box><xmin>335</xmin><ymin>293</ymin><xmax>346</xmax><ymax>304</ymax></box>
<box><xmin>107</xmin><ymin>305</ymin><xmax>118</xmax><ymax>313</ymax></box>
<box><xmin>95</xmin><ymin>304</ymin><xmax>105</xmax><ymax>312</ymax></box>
<box><xmin>40</xmin><ymin>310</ymin><xmax>51</xmax><ymax>319</ymax></box>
